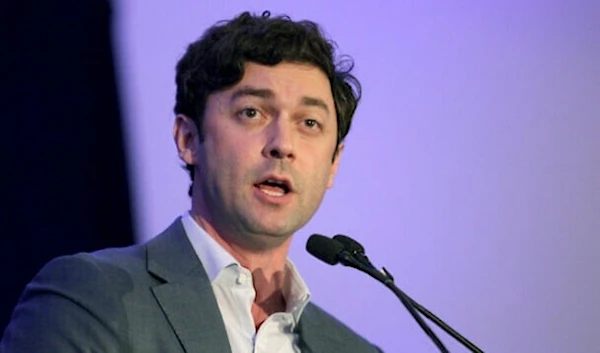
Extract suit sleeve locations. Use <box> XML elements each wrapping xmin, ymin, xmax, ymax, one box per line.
<box><xmin>0</xmin><ymin>254</ymin><xmax>129</xmax><ymax>353</ymax></box>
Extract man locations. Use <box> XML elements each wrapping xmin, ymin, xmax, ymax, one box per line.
<box><xmin>1</xmin><ymin>11</ymin><xmax>382</xmax><ymax>353</ymax></box>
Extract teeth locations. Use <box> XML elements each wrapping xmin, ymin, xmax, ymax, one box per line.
<box><xmin>260</xmin><ymin>188</ymin><xmax>285</xmax><ymax>197</ymax></box>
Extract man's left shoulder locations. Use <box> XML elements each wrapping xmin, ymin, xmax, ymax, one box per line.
<box><xmin>299</xmin><ymin>302</ymin><xmax>383</xmax><ymax>353</ymax></box>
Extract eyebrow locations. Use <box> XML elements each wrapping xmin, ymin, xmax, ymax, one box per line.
<box><xmin>301</xmin><ymin>96</ymin><xmax>330</xmax><ymax>115</ymax></box>
<box><xmin>230</xmin><ymin>85</ymin><xmax>330</xmax><ymax>115</ymax></box>
<box><xmin>230</xmin><ymin>86</ymin><xmax>274</xmax><ymax>102</ymax></box>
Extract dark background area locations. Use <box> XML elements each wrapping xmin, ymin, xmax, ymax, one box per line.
<box><xmin>0</xmin><ymin>0</ymin><xmax>135</xmax><ymax>332</ymax></box>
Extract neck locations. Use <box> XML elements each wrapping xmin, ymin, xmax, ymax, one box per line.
<box><xmin>190</xmin><ymin>212</ymin><xmax>291</xmax><ymax>274</ymax></box>
<box><xmin>190</xmin><ymin>211</ymin><xmax>291</xmax><ymax>326</ymax></box>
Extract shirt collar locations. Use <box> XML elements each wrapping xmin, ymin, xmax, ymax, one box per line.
<box><xmin>180</xmin><ymin>212</ymin><xmax>311</xmax><ymax>319</ymax></box>
<box><xmin>283</xmin><ymin>260</ymin><xmax>311</xmax><ymax>323</ymax></box>
<box><xmin>181</xmin><ymin>211</ymin><xmax>238</xmax><ymax>281</ymax></box>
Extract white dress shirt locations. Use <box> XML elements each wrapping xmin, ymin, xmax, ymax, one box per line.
<box><xmin>181</xmin><ymin>212</ymin><xmax>311</xmax><ymax>353</ymax></box>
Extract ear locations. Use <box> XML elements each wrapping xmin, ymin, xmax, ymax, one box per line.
<box><xmin>173</xmin><ymin>114</ymin><xmax>200</xmax><ymax>166</ymax></box>
<box><xmin>327</xmin><ymin>142</ymin><xmax>344</xmax><ymax>189</ymax></box>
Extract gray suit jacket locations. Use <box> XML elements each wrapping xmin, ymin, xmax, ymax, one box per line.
<box><xmin>1</xmin><ymin>219</ymin><xmax>382</xmax><ymax>352</ymax></box>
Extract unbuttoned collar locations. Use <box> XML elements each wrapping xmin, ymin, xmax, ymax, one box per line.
<box><xmin>180</xmin><ymin>211</ymin><xmax>311</xmax><ymax>322</ymax></box>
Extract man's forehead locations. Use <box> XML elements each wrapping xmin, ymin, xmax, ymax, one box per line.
<box><xmin>225</xmin><ymin>62</ymin><xmax>334</xmax><ymax>103</ymax></box>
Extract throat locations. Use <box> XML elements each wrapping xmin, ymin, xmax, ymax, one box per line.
<box><xmin>250</xmin><ymin>267</ymin><xmax>288</xmax><ymax>329</ymax></box>
<box><xmin>251</xmin><ymin>291</ymin><xmax>287</xmax><ymax>329</ymax></box>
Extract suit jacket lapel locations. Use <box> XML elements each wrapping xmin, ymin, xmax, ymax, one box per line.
<box><xmin>297</xmin><ymin>305</ymin><xmax>344</xmax><ymax>353</ymax></box>
<box><xmin>146</xmin><ymin>219</ymin><xmax>232</xmax><ymax>353</ymax></box>
<box><xmin>298</xmin><ymin>304</ymin><xmax>381</xmax><ymax>353</ymax></box>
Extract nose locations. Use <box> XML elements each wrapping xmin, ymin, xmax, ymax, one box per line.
<box><xmin>262</xmin><ymin>119</ymin><xmax>295</xmax><ymax>160</ymax></box>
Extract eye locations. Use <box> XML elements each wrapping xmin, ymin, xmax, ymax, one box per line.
<box><xmin>238</xmin><ymin>107</ymin><xmax>261</xmax><ymax>119</ymax></box>
<box><xmin>303</xmin><ymin>119</ymin><xmax>321</xmax><ymax>129</ymax></box>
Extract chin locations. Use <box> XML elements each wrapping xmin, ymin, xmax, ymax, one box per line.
<box><xmin>240</xmin><ymin>231</ymin><xmax>291</xmax><ymax>251</ymax></box>
<box><xmin>240</xmin><ymin>211</ymin><xmax>309</xmax><ymax>242</ymax></box>
<box><xmin>246</xmin><ymin>221</ymin><xmax>298</xmax><ymax>241</ymax></box>
<box><xmin>256</xmin><ymin>225</ymin><xmax>295</xmax><ymax>239</ymax></box>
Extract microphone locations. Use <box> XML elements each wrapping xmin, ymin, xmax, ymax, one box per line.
<box><xmin>332</xmin><ymin>234</ymin><xmax>375</xmax><ymax>268</ymax></box>
<box><xmin>305</xmin><ymin>234</ymin><xmax>345</xmax><ymax>265</ymax></box>
<box><xmin>331</xmin><ymin>234</ymin><xmax>484</xmax><ymax>353</ymax></box>
<box><xmin>306</xmin><ymin>234</ymin><xmax>451</xmax><ymax>353</ymax></box>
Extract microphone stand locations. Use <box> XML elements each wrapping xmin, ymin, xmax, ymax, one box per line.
<box><xmin>404</xmin><ymin>291</ymin><xmax>484</xmax><ymax>353</ymax></box>
<box><xmin>336</xmin><ymin>251</ymin><xmax>451</xmax><ymax>353</ymax></box>
<box><xmin>343</xmin><ymin>251</ymin><xmax>484</xmax><ymax>353</ymax></box>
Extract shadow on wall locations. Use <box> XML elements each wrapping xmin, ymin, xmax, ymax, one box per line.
<box><xmin>0</xmin><ymin>0</ymin><xmax>135</xmax><ymax>331</ymax></box>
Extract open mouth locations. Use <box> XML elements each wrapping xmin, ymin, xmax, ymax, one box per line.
<box><xmin>254</xmin><ymin>179</ymin><xmax>291</xmax><ymax>197</ymax></box>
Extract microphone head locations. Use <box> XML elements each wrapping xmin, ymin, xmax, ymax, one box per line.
<box><xmin>306</xmin><ymin>234</ymin><xmax>344</xmax><ymax>265</ymax></box>
<box><xmin>333</xmin><ymin>234</ymin><xmax>365</xmax><ymax>253</ymax></box>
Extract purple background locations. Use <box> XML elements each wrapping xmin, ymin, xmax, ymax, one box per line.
<box><xmin>112</xmin><ymin>1</ymin><xmax>599</xmax><ymax>352</ymax></box>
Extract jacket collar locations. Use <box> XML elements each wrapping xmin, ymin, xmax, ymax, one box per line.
<box><xmin>146</xmin><ymin>218</ymin><xmax>232</xmax><ymax>353</ymax></box>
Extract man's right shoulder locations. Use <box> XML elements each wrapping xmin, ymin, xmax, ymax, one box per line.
<box><xmin>30</xmin><ymin>241</ymin><xmax>148</xmax><ymax>286</ymax></box>
<box><xmin>0</xmin><ymin>244</ymin><xmax>150</xmax><ymax>352</ymax></box>
<box><xmin>45</xmin><ymin>217</ymin><xmax>184</xmax><ymax>282</ymax></box>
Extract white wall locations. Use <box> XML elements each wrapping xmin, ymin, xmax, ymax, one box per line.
<box><xmin>113</xmin><ymin>1</ymin><xmax>600</xmax><ymax>351</ymax></box>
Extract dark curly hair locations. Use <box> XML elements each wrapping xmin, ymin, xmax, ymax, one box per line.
<box><xmin>174</xmin><ymin>11</ymin><xmax>361</xmax><ymax>195</ymax></box>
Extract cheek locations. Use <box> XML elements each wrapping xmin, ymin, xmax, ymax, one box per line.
<box><xmin>197</xmin><ymin>138</ymin><xmax>228</xmax><ymax>181</ymax></box>
<box><xmin>306</xmin><ymin>155</ymin><xmax>336</xmax><ymax>189</ymax></box>
<box><xmin>202</xmin><ymin>135</ymin><xmax>256</xmax><ymax>182</ymax></box>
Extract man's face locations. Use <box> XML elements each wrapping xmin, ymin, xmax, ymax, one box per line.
<box><xmin>181</xmin><ymin>62</ymin><xmax>342</xmax><ymax>249</ymax></box>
